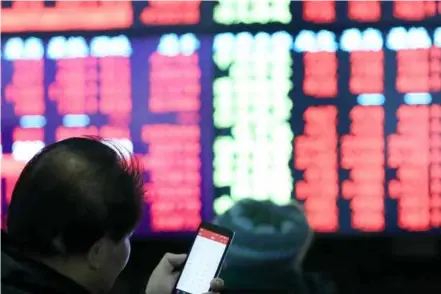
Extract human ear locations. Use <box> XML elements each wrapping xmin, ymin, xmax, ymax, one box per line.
<box><xmin>87</xmin><ymin>238</ymin><xmax>108</xmax><ymax>270</ymax></box>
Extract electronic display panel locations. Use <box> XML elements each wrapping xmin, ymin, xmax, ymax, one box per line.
<box><xmin>1</xmin><ymin>3</ymin><xmax>440</xmax><ymax>235</ymax></box>
<box><xmin>213</xmin><ymin>0</ymin><xmax>441</xmax><ymax>26</ymax></box>
<box><xmin>1</xmin><ymin>34</ymin><xmax>213</xmax><ymax>235</ymax></box>
<box><xmin>1</xmin><ymin>0</ymin><xmax>207</xmax><ymax>33</ymax></box>
<box><xmin>2</xmin><ymin>1</ymin><xmax>441</xmax><ymax>34</ymax></box>
<box><xmin>212</xmin><ymin>27</ymin><xmax>441</xmax><ymax>234</ymax></box>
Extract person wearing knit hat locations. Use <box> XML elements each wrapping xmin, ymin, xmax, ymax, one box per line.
<box><xmin>214</xmin><ymin>199</ymin><xmax>334</xmax><ymax>294</ymax></box>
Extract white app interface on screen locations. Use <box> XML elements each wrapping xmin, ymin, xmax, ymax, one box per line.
<box><xmin>175</xmin><ymin>228</ymin><xmax>229</xmax><ymax>294</ymax></box>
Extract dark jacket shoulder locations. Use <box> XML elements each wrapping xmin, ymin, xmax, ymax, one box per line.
<box><xmin>1</xmin><ymin>231</ymin><xmax>89</xmax><ymax>294</ymax></box>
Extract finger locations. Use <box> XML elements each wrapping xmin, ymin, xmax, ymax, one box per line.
<box><xmin>171</xmin><ymin>271</ymin><xmax>180</xmax><ymax>280</ymax></box>
<box><xmin>161</xmin><ymin>253</ymin><xmax>187</xmax><ymax>271</ymax></box>
<box><xmin>210</xmin><ymin>278</ymin><xmax>224</xmax><ymax>291</ymax></box>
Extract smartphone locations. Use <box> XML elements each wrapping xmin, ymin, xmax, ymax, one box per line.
<box><xmin>172</xmin><ymin>222</ymin><xmax>235</xmax><ymax>294</ymax></box>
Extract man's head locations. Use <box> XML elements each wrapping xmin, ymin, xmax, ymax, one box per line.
<box><xmin>6</xmin><ymin>137</ymin><xmax>144</xmax><ymax>293</ymax></box>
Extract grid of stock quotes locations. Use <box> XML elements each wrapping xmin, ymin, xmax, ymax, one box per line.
<box><xmin>212</xmin><ymin>28</ymin><xmax>441</xmax><ymax>234</ymax></box>
<box><xmin>1</xmin><ymin>35</ymin><xmax>213</xmax><ymax>234</ymax></box>
<box><xmin>1</xmin><ymin>0</ymin><xmax>441</xmax><ymax>235</ymax></box>
<box><xmin>2</xmin><ymin>0</ymin><xmax>441</xmax><ymax>32</ymax></box>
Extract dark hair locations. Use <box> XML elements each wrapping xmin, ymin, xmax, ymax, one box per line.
<box><xmin>6</xmin><ymin>137</ymin><xmax>144</xmax><ymax>256</ymax></box>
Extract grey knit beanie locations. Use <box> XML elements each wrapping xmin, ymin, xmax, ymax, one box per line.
<box><xmin>214</xmin><ymin>199</ymin><xmax>311</xmax><ymax>266</ymax></box>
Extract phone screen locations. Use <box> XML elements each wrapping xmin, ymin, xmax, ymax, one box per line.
<box><xmin>174</xmin><ymin>227</ymin><xmax>230</xmax><ymax>294</ymax></box>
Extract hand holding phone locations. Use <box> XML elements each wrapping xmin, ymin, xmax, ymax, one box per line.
<box><xmin>172</xmin><ymin>222</ymin><xmax>234</xmax><ymax>294</ymax></box>
<box><xmin>145</xmin><ymin>253</ymin><xmax>187</xmax><ymax>294</ymax></box>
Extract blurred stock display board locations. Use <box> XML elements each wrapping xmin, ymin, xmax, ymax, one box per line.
<box><xmin>1</xmin><ymin>0</ymin><xmax>441</xmax><ymax>236</ymax></box>
<box><xmin>2</xmin><ymin>0</ymin><xmax>441</xmax><ymax>32</ymax></box>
